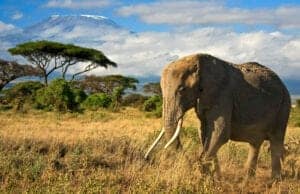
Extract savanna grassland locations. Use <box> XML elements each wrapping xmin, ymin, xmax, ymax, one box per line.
<box><xmin>0</xmin><ymin>107</ymin><xmax>300</xmax><ymax>193</ymax></box>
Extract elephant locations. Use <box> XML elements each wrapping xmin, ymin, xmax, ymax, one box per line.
<box><xmin>145</xmin><ymin>53</ymin><xmax>291</xmax><ymax>179</ymax></box>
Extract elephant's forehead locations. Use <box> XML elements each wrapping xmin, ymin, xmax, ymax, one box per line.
<box><xmin>163</xmin><ymin>54</ymin><xmax>198</xmax><ymax>77</ymax></box>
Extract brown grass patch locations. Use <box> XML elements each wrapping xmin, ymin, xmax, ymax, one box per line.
<box><xmin>0</xmin><ymin>108</ymin><xmax>299</xmax><ymax>193</ymax></box>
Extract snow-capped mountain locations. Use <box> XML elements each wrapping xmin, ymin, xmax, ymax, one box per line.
<box><xmin>1</xmin><ymin>15</ymin><xmax>129</xmax><ymax>46</ymax></box>
<box><xmin>23</xmin><ymin>15</ymin><xmax>127</xmax><ymax>43</ymax></box>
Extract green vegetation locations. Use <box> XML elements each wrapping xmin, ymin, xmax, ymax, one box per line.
<box><xmin>2</xmin><ymin>81</ymin><xmax>44</xmax><ymax>111</ymax></box>
<box><xmin>289</xmin><ymin>102</ymin><xmax>300</xmax><ymax>127</ymax></box>
<box><xmin>76</xmin><ymin>75</ymin><xmax>138</xmax><ymax>95</ymax></box>
<box><xmin>82</xmin><ymin>93</ymin><xmax>112</xmax><ymax>110</ymax></box>
<box><xmin>76</xmin><ymin>75</ymin><xmax>139</xmax><ymax>111</ymax></box>
<box><xmin>35</xmin><ymin>79</ymin><xmax>84</xmax><ymax>112</ymax></box>
<box><xmin>143</xmin><ymin>95</ymin><xmax>163</xmax><ymax>117</ymax></box>
<box><xmin>122</xmin><ymin>93</ymin><xmax>148</xmax><ymax>108</ymax></box>
<box><xmin>297</xmin><ymin>99</ymin><xmax>300</xmax><ymax>108</ymax></box>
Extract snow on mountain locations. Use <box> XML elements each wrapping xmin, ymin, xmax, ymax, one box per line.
<box><xmin>23</xmin><ymin>15</ymin><xmax>128</xmax><ymax>44</ymax></box>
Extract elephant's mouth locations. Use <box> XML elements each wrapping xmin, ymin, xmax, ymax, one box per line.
<box><xmin>144</xmin><ymin>118</ymin><xmax>183</xmax><ymax>159</ymax></box>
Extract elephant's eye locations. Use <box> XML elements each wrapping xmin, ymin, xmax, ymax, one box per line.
<box><xmin>178</xmin><ymin>86</ymin><xmax>186</xmax><ymax>93</ymax></box>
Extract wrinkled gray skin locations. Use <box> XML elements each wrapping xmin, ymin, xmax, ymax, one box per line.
<box><xmin>157</xmin><ymin>54</ymin><xmax>291</xmax><ymax>179</ymax></box>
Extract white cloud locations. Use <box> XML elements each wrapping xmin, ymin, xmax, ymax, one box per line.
<box><xmin>11</xmin><ymin>12</ymin><xmax>23</xmax><ymax>20</ymax></box>
<box><xmin>0</xmin><ymin>21</ymin><xmax>15</xmax><ymax>33</ymax></box>
<box><xmin>117</xmin><ymin>1</ymin><xmax>300</xmax><ymax>29</ymax></box>
<box><xmin>77</xmin><ymin>28</ymin><xmax>300</xmax><ymax>80</ymax></box>
<box><xmin>45</xmin><ymin>0</ymin><xmax>112</xmax><ymax>9</ymax></box>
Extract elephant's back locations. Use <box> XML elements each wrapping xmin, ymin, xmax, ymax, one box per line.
<box><xmin>234</xmin><ymin>62</ymin><xmax>285</xmax><ymax>95</ymax></box>
<box><xmin>231</xmin><ymin>62</ymin><xmax>289</xmax><ymax>129</ymax></box>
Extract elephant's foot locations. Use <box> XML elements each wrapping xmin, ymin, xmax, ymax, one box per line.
<box><xmin>241</xmin><ymin>172</ymin><xmax>256</xmax><ymax>187</ymax></box>
<box><xmin>245</xmin><ymin>166</ymin><xmax>257</xmax><ymax>178</ymax></box>
<box><xmin>199</xmin><ymin>158</ymin><xmax>221</xmax><ymax>180</ymax></box>
<box><xmin>271</xmin><ymin>172</ymin><xmax>282</xmax><ymax>182</ymax></box>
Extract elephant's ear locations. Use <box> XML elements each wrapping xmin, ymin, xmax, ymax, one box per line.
<box><xmin>198</xmin><ymin>55</ymin><xmax>230</xmax><ymax>104</ymax></box>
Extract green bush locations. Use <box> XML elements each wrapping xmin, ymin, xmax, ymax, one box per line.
<box><xmin>73</xmin><ymin>88</ymin><xmax>87</xmax><ymax>105</ymax></box>
<box><xmin>110</xmin><ymin>86</ymin><xmax>124</xmax><ymax>111</ymax></box>
<box><xmin>143</xmin><ymin>95</ymin><xmax>162</xmax><ymax>112</ymax></box>
<box><xmin>82</xmin><ymin>93</ymin><xmax>112</xmax><ymax>110</ymax></box>
<box><xmin>122</xmin><ymin>93</ymin><xmax>148</xmax><ymax>107</ymax></box>
<box><xmin>296</xmin><ymin>99</ymin><xmax>300</xmax><ymax>108</ymax></box>
<box><xmin>35</xmin><ymin>79</ymin><xmax>82</xmax><ymax>112</ymax></box>
<box><xmin>143</xmin><ymin>95</ymin><xmax>162</xmax><ymax>117</ymax></box>
<box><xmin>2</xmin><ymin>81</ymin><xmax>44</xmax><ymax>111</ymax></box>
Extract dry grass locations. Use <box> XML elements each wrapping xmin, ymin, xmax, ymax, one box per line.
<box><xmin>0</xmin><ymin>108</ymin><xmax>300</xmax><ymax>193</ymax></box>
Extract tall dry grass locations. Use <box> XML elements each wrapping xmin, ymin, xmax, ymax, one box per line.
<box><xmin>0</xmin><ymin>108</ymin><xmax>300</xmax><ymax>193</ymax></box>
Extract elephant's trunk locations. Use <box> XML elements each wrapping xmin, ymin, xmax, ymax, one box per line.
<box><xmin>144</xmin><ymin>98</ymin><xmax>183</xmax><ymax>159</ymax></box>
<box><xmin>164</xmin><ymin>118</ymin><xmax>183</xmax><ymax>148</ymax></box>
<box><xmin>163</xmin><ymin>97</ymin><xmax>183</xmax><ymax>150</ymax></box>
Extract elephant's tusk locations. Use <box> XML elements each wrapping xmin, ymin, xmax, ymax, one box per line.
<box><xmin>164</xmin><ymin>118</ymin><xmax>183</xmax><ymax>149</ymax></box>
<box><xmin>144</xmin><ymin>129</ymin><xmax>165</xmax><ymax>159</ymax></box>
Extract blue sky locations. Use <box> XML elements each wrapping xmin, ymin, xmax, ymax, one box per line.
<box><xmin>1</xmin><ymin>0</ymin><xmax>300</xmax><ymax>32</ymax></box>
<box><xmin>1</xmin><ymin>0</ymin><xmax>300</xmax><ymax>80</ymax></box>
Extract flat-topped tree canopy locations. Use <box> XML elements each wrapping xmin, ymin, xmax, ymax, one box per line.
<box><xmin>62</xmin><ymin>45</ymin><xmax>117</xmax><ymax>80</ymax></box>
<box><xmin>77</xmin><ymin>74</ymin><xmax>138</xmax><ymax>95</ymax></box>
<box><xmin>0</xmin><ymin>59</ymin><xmax>42</xmax><ymax>90</ymax></box>
<box><xmin>8</xmin><ymin>40</ymin><xmax>117</xmax><ymax>84</ymax></box>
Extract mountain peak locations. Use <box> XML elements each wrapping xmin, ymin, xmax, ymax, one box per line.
<box><xmin>50</xmin><ymin>14</ymin><xmax>110</xmax><ymax>20</ymax></box>
<box><xmin>80</xmin><ymin>15</ymin><xmax>108</xmax><ymax>20</ymax></box>
<box><xmin>17</xmin><ymin>14</ymin><xmax>128</xmax><ymax>43</ymax></box>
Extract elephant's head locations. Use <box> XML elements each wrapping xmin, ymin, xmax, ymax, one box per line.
<box><xmin>145</xmin><ymin>54</ymin><xmax>202</xmax><ymax>159</ymax></box>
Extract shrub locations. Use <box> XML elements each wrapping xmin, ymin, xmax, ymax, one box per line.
<box><xmin>143</xmin><ymin>95</ymin><xmax>162</xmax><ymax>117</ymax></box>
<box><xmin>296</xmin><ymin>99</ymin><xmax>300</xmax><ymax>108</ymax></box>
<box><xmin>122</xmin><ymin>93</ymin><xmax>148</xmax><ymax>107</ymax></box>
<box><xmin>73</xmin><ymin>88</ymin><xmax>87</xmax><ymax>105</ymax></box>
<box><xmin>82</xmin><ymin>93</ymin><xmax>112</xmax><ymax>110</ymax></box>
<box><xmin>35</xmin><ymin>79</ymin><xmax>81</xmax><ymax>112</ymax></box>
<box><xmin>2</xmin><ymin>81</ymin><xmax>44</xmax><ymax>111</ymax></box>
<box><xmin>110</xmin><ymin>86</ymin><xmax>124</xmax><ymax>111</ymax></box>
<box><xmin>143</xmin><ymin>95</ymin><xmax>162</xmax><ymax>112</ymax></box>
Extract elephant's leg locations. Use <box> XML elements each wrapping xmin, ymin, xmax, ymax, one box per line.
<box><xmin>195</xmin><ymin>107</ymin><xmax>207</xmax><ymax>158</ymax></box>
<box><xmin>245</xmin><ymin>142</ymin><xmax>262</xmax><ymax>177</ymax></box>
<box><xmin>201</xmin><ymin>108</ymin><xmax>231</xmax><ymax>176</ymax></box>
<box><xmin>270</xmin><ymin>138</ymin><xmax>284</xmax><ymax>180</ymax></box>
<box><xmin>204</xmin><ymin>116</ymin><xmax>230</xmax><ymax>159</ymax></box>
<box><xmin>269</xmin><ymin>102</ymin><xmax>289</xmax><ymax>180</ymax></box>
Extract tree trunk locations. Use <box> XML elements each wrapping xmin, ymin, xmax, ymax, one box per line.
<box><xmin>42</xmin><ymin>69</ymin><xmax>48</xmax><ymax>86</ymax></box>
<box><xmin>44</xmin><ymin>74</ymin><xmax>48</xmax><ymax>86</ymax></box>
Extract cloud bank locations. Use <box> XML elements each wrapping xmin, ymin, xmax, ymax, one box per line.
<box><xmin>118</xmin><ymin>1</ymin><xmax>300</xmax><ymax>29</ymax></box>
<box><xmin>79</xmin><ymin>27</ymin><xmax>300</xmax><ymax>80</ymax></box>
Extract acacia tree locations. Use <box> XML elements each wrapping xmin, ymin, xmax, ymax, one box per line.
<box><xmin>77</xmin><ymin>75</ymin><xmax>139</xmax><ymax>95</ymax></box>
<box><xmin>0</xmin><ymin>59</ymin><xmax>42</xmax><ymax>90</ymax></box>
<box><xmin>8</xmin><ymin>40</ymin><xmax>117</xmax><ymax>85</ymax></box>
